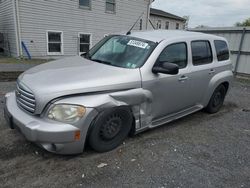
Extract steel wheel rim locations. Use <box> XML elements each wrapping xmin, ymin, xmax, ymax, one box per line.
<box><xmin>100</xmin><ymin>115</ymin><xmax>122</xmax><ymax>141</ymax></box>
<box><xmin>213</xmin><ymin>91</ymin><xmax>222</xmax><ymax>107</ymax></box>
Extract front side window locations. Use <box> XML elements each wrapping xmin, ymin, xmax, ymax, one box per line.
<box><xmin>47</xmin><ymin>31</ymin><xmax>63</xmax><ymax>55</ymax></box>
<box><xmin>79</xmin><ymin>33</ymin><xmax>91</xmax><ymax>54</ymax></box>
<box><xmin>191</xmin><ymin>41</ymin><xmax>213</xmax><ymax>65</ymax></box>
<box><xmin>86</xmin><ymin>35</ymin><xmax>157</xmax><ymax>69</ymax></box>
<box><xmin>106</xmin><ymin>0</ymin><xmax>116</xmax><ymax>13</ymax></box>
<box><xmin>79</xmin><ymin>0</ymin><xmax>90</xmax><ymax>8</ymax></box>
<box><xmin>157</xmin><ymin>42</ymin><xmax>187</xmax><ymax>69</ymax></box>
<box><xmin>214</xmin><ymin>40</ymin><xmax>230</xmax><ymax>61</ymax></box>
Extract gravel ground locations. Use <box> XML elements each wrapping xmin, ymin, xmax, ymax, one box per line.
<box><xmin>0</xmin><ymin>79</ymin><xmax>249</xmax><ymax>188</ymax></box>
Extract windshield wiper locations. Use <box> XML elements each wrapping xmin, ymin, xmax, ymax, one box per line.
<box><xmin>91</xmin><ymin>59</ymin><xmax>112</xmax><ymax>65</ymax></box>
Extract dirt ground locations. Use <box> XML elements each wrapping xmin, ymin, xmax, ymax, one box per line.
<box><xmin>0</xmin><ymin>79</ymin><xmax>249</xmax><ymax>188</ymax></box>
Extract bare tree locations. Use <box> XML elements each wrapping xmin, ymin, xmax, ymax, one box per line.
<box><xmin>183</xmin><ymin>16</ymin><xmax>190</xmax><ymax>30</ymax></box>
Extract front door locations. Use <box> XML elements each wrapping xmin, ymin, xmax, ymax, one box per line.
<box><xmin>142</xmin><ymin>42</ymin><xmax>195</xmax><ymax>120</ymax></box>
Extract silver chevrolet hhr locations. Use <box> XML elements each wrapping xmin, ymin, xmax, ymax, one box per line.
<box><xmin>4</xmin><ymin>30</ymin><xmax>233</xmax><ymax>154</ymax></box>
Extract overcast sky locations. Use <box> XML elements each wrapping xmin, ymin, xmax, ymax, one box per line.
<box><xmin>152</xmin><ymin>0</ymin><xmax>250</xmax><ymax>28</ymax></box>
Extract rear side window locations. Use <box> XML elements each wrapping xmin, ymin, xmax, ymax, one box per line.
<box><xmin>157</xmin><ymin>42</ymin><xmax>187</xmax><ymax>69</ymax></box>
<box><xmin>191</xmin><ymin>41</ymin><xmax>213</xmax><ymax>65</ymax></box>
<box><xmin>214</xmin><ymin>40</ymin><xmax>229</xmax><ymax>61</ymax></box>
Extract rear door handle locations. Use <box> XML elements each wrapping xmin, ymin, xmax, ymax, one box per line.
<box><xmin>178</xmin><ymin>75</ymin><xmax>188</xmax><ymax>82</ymax></box>
<box><xmin>209</xmin><ymin>69</ymin><xmax>216</xmax><ymax>74</ymax></box>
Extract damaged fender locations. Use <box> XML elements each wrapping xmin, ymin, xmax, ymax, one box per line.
<box><xmin>55</xmin><ymin>88</ymin><xmax>153</xmax><ymax>130</ymax></box>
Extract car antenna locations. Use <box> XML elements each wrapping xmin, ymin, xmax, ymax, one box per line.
<box><xmin>126</xmin><ymin>12</ymin><xmax>144</xmax><ymax>35</ymax></box>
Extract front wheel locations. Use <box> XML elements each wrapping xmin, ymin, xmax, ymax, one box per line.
<box><xmin>88</xmin><ymin>107</ymin><xmax>133</xmax><ymax>152</ymax></box>
<box><xmin>205</xmin><ymin>85</ymin><xmax>227</xmax><ymax>114</ymax></box>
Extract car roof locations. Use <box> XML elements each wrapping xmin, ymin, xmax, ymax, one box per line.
<box><xmin>126</xmin><ymin>30</ymin><xmax>225</xmax><ymax>43</ymax></box>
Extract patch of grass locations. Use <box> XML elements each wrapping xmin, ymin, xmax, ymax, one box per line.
<box><xmin>0</xmin><ymin>57</ymin><xmax>51</xmax><ymax>64</ymax></box>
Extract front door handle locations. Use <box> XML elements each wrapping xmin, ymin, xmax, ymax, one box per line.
<box><xmin>178</xmin><ymin>75</ymin><xmax>188</xmax><ymax>82</ymax></box>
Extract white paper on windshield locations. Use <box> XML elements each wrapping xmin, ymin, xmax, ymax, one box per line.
<box><xmin>127</xmin><ymin>40</ymin><xmax>148</xmax><ymax>49</ymax></box>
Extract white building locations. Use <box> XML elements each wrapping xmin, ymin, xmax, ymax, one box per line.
<box><xmin>149</xmin><ymin>8</ymin><xmax>186</xmax><ymax>30</ymax></box>
<box><xmin>0</xmin><ymin>0</ymin><xmax>153</xmax><ymax>58</ymax></box>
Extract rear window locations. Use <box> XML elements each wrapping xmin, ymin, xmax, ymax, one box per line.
<box><xmin>214</xmin><ymin>40</ymin><xmax>230</xmax><ymax>61</ymax></box>
<box><xmin>191</xmin><ymin>41</ymin><xmax>213</xmax><ymax>66</ymax></box>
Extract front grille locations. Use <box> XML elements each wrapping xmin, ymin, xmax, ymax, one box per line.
<box><xmin>16</xmin><ymin>82</ymin><xmax>36</xmax><ymax>113</ymax></box>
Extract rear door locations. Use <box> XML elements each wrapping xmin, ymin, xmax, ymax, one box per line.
<box><xmin>189</xmin><ymin>40</ymin><xmax>216</xmax><ymax>105</ymax></box>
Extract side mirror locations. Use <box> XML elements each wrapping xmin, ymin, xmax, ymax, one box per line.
<box><xmin>152</xmin><ymin>62</ymin><xmax>179</xmax><ymax>75</ymax></box>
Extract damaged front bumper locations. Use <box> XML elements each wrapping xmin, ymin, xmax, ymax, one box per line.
<box><xmin>4</xmin><ymin>92</ymin><xmax>98</xmax><ymax>155</ymax></box>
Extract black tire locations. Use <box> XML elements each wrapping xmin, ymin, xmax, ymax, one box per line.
<box><xmin>205</xmin><ymin>84</ymin><xmax>226</xmax><ymax>114</ymax></box>
<box><xmin>88</xmin><ymin>107</ymin><xmax>133</xmax><ymax>152</ymax></box>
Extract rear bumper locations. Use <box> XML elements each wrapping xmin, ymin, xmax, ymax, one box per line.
<box><xmin>4</xmin><ymin>92</ymin><xmax>97</xmax><ymax>154</ymax></box>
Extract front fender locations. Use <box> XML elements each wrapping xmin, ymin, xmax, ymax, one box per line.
<box><xmin>53</xmin><ymin>88</ymin><xmax>153</xmax><ymax>130</ymax></box>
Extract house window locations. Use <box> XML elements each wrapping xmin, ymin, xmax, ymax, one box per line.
<box><xmin>106</xmin><ymin>0</ymin><xmax>116</xmax><ymax>13</ymax></box>
<box><xmin>47</xmin><ymin>31</ymin><xmax>63</xmax><ymax>55</ymax></box>
<box><xmin>79</xmin><ymin>0</ymin><xmax>90</xmax><ymax>8</ymax></box>
<box><xmin>79</xmin><ymin>33</ymin><xmax>91</xmax><ymax>55</ymax></box>
<box><xmin>176</xmin><ymin>23</ymin><xmax>180</xmax><ymax>29</ymax></box>
<box><xmin>157</xmin><ymin>20</ymin><xmax>162</xmax><ymax>29</ymax></box>
<box><xmin>165</xmin><ymin>21</ymin><xmax>169</xmax><ymax>30</ymax></box>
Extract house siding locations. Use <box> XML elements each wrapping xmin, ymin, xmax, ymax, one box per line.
<box><xmin>0</xmin><ymin>0</ymin><xmax>18</xmax><ymax>57</ymax></box>
<box><xmin>149</xmin><ymin>14</ymin><xmax>185</xmax><ymax>30</ymax></box>
<box><xmin>18</xmin><ymin>0</ymin><xmax>150</xmax><ymax>58</ymax></box>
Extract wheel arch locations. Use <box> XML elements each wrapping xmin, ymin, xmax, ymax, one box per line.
<box><xmin>202</xmin><ymin>70</ymin><xmax>233</xmax><ymax>107</ymax></box>
<box><xmin>82</xmin><ymin>88</ymin><xmax>153</xmax><ymax>145</ymax></box>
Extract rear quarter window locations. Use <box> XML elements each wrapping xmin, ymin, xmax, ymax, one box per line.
<box><xmin>191</xmin><ymin>40</ymin><xmax>213</xmax><ymax>66</ymax></box>
<box><xmin>214</xmin><ymin>40</ymin><xmax>230</xmax><ymax>61</ymax></box>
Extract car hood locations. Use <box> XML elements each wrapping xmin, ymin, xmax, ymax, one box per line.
<box><xmin>18</xmin><ymin>56</ymin><xmax>141</xmax><ymax>114</ymax></box>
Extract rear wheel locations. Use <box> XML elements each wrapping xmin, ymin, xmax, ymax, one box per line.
<box><xmin>88</xmin><ymin>107</ymin><xmax>133</xmax><ymax>152</ymax></box>
<box><xmin>205</xmin><ymin>84</ymin><xmax>226</xmax><ymax>114</ymax></box>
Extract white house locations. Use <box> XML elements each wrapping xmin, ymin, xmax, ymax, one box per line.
<box><xmin>149</xmin><ymin>8</ymin><xmax>186</xmax><ymax>30</ymax></box>
<box><xmin>0</xmin><ymin>0</ymin><xmax>153</xmax><ymax>58</ymax></box>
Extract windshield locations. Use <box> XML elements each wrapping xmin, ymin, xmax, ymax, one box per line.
<box><xmin>86</xmin><ymin>35</ymin><xmax>157</xmax><ymax>69</ymax></box>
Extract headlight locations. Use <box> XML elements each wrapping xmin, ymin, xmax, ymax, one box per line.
<box><xmin>47</xmin><ymin>104</ymin><xmax>86</xmax><ymax>124</ymax></box>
